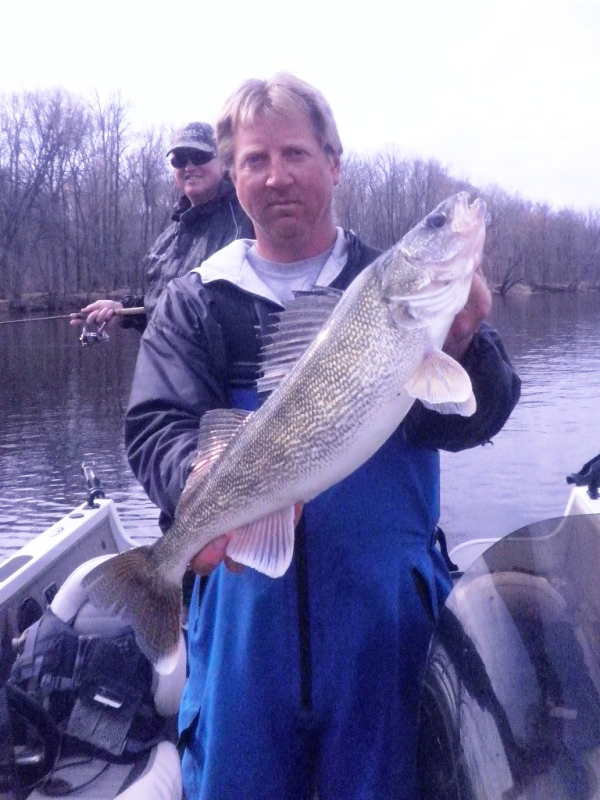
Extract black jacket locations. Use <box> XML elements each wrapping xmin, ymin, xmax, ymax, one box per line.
<box><xmin>122</xmin><ymin>174</ymin><xmax>254</xmax><ymax>332</ymax></box>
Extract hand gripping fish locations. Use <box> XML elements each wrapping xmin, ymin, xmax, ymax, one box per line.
<box><xmin>84</xmin><ymin>191</ymin><xmax>487</xmax><ymax>673</ymax></box>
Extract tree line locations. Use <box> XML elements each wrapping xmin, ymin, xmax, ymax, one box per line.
<box><xmin>336</xmin><ymin>152</ymin><xmax>600</xmax><ymax>294</ymax></box>
<box><xmin>1</xmin><ymin>88</ymin><xmax>599</xmax><ymax>310</ymax></box>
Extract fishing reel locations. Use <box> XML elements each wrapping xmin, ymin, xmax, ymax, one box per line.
<box><xmin>79</xmin><ymin>321</ymin><xmax>110</xmax><ymax>346</ymax></box>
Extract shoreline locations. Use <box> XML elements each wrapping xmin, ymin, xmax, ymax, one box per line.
<box><xmin>1</xmin><ymin>283</ymin><xmax>599</xmax><ymax>317</ymax></box>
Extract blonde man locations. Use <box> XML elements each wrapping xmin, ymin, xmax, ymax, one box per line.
<box><xmin>125</xmin><ymin>74</ymin><xmax>520</xmax><ymax>799</ymax></box>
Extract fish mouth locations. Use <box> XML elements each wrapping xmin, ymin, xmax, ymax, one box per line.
<box><xmin>450</xmin><ymin>192</ymin><xmax>487</xmax><ymax>234</ymax></box>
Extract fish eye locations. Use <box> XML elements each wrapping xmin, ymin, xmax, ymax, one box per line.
<box><xmin>425</xmin><ymin>211</ymin><xmax>447</xmax><ymax>229</ymax></box>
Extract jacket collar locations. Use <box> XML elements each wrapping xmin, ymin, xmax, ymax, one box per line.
<box><xmin>194</xmin><ymin>227</ymin><xmax>349</xmax><ymax>305</ymax></box>
<box><xmin>172</xmin><ymin>174</ymin><xmax>237</xmax><ymax>225</ymax></box>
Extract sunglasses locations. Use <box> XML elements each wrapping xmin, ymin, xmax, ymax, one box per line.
<box><xmin>170</xmin><ymin>149</ymin><xmax>215</xmax><ymax>169</ymax></box>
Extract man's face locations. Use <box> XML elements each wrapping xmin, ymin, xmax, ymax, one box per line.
<box><xmin>231</xmin><ymin>111</ymin><xmax>340</xmax><ymax>259</ymax></box>
<box><xmin>172</xmin><ymin>149</ymin><xmax>224</xmax><ymax>206</ymax></box>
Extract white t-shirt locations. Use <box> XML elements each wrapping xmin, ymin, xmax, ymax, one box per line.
<box><xmin>246</xmin><ymin>244</ymin><xmax>334</xmax><ymax>305</ymax></box>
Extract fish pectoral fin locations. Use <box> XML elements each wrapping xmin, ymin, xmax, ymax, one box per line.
<box><xmin>225</xmin><ymin>506</ymin><xmax>295</xmax><ymax>578</ymax></box>
<box><xmin>405</xmin><ymin>348</ymin><xmax>476</xmax><ymax>417</ymax></box>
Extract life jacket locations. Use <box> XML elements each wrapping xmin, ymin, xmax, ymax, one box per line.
<box><xmin>7</xmin><ymin>608</ymin><xmax>166</xmax><ymax>765</ymax></box>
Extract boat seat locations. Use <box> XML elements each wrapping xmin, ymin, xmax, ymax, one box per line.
<box><xmin>19</xmin><ymin>555</ymin><xmax>185</xmax><ymax>800</ymax></box>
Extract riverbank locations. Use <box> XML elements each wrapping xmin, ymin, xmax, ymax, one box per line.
<box><xmin>507</xmin><ymin>281</ymin><xmax>600</xmax><ymax>295</ymax></box>
<box><xmin>1</xmin><ymin>282</ymin><xmax>599</xmax><ymax>317</ymax></box>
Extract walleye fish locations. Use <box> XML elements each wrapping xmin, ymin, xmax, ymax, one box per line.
<box><xmin>84</xmin><ymin>191</ymin><xmax>487</xmax><ymax>673</ymax></box>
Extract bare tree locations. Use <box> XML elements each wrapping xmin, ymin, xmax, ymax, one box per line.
<box><xmin>121</xmin><ymin>127</ymin><xmax>173</xmax><ymax>291</ymax></box>
<box><xmin>0</xmin><ymin>90</ymin><xmax>77</xmax><ymax>298</ymax></box>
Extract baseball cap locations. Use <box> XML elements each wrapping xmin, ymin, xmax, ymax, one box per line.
<box><xmin>166</xmin><ymin>122</ymin><xmax>217</xmax><ymax>157</ymax></box>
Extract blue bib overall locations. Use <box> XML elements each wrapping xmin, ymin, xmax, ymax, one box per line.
<box><xmin>179</xmin><ymin>389</ymin><xmax>451</xmax><ymax>800</ymax></box>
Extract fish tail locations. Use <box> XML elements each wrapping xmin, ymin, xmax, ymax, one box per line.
<box><xmin>82</xmin><ymin>545</ymin><xmax>182</xmax><ymax>675</ymax></box>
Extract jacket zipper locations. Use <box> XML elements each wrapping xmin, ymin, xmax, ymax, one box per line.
<box><xmin>252</xmin><ymin>298</ymin><xmax>312</xmax><ymax>709</ymax></box>
<box><xmin>294</xmin><ymin>514</ymin><xmax>312</xmax><ymax>710</ymax></box>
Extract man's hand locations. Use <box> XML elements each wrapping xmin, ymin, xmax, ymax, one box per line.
<box><xmin>443</xmin><ymin>269</ymin><xmax>492</xmax><ymax>361</ymax></box>
<box><xmin>189</xmin><ymin>504</ymin><xmax>304</xmax><ymax>577</ymax></box>
<box><xmin>70</xmin><ymin>299</ymin><xmax>124</xmax><ymax>329</ymax></box>
<box><xmin>190</xmin><ymin>533</ymin><xmax>244</xmax><ymax>576</ymax></box>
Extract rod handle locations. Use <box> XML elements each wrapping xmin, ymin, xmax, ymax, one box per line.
<box><xmin>69</xmin><ymin>306</ymin><xmax>145</xmax><ymax>320</ymax></box>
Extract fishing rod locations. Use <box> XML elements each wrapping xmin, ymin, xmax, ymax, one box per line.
<box><xmin>0</xmin><ymin>306</ymin><xmax>144</xmax><ymax>345</ymax></box>
<box><xmin>0</xmin><ymin>307</ymin><xmax>144</xmax><ymax>325</ymax></box>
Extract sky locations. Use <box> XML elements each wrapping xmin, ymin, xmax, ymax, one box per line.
<box><xmin>1</xmin><ymin>0</ymin><xmax>599</xmax><ymax>213</ymax></box>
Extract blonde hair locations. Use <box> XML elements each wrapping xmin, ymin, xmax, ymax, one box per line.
<box><xmin>216</xmin><ymin>73</ymin><xmax>343</xmax><ymax>173</ymax></box>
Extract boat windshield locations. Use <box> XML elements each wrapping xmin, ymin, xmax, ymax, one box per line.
<box><xmin>418</xmin><ymin>512</ymin><xmax>600</xmax><ymax>800</ymax></box>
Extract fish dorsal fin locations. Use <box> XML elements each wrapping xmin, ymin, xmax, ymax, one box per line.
<box><xmin>405</xmin><ymin>348</ymin><xmax>476</xmax><ymax>416</ymax></box>
<box><xmin>257</xmin><ymin>288</ymin><xmax>343</xmax><ymax>395</ymax></box>
<box><xmin>225</xmin><ymin>506</ymin><xmax>295</xmax><ymax>578</ymax></box>
<box><xmin>181</xmin><ymin>409</ymin><xmax>252</xmax><ymax>508</ymax></box>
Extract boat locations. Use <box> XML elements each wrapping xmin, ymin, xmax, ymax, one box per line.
<box><xmin>0</xmin><ymin>458</ymin><xmax>599</xmax><ymax>799</ymax></box>
<box><xmin>0</xmin><ymin>502</ymin><xmax>135</xmax><ymax>682</ymax></box>
<box><xmin>417</xmin><ymin>463</ymin><xmax>600</xmax><ymax>799</ymax></box>
<box><xmin>0</xmin><ymin>466</ymin><xmax>184</xmax><ymax>800</ymax></box>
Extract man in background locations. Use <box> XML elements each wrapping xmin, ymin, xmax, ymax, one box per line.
<box><xmin>72</xmin><ymin>121</ymin><xmax>253</xmax><ymax>333</ymax></box>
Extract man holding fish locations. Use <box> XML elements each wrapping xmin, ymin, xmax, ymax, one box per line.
<box><xmin>101</xmin><ymin>74</ymin><xmax>520</xmax><ymax>798</ymax></box>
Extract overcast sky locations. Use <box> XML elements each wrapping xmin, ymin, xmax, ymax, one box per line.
<box><xmin>2</xmin><ymin>0</ymin><xmax>599</xmax><ymax>212</ymax></box>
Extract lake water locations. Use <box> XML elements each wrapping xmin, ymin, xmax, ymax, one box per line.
<box><xmin>0</xmin><ymin>292</ymin><xmax>599</xmax><ymax>560</ymax></box>
<box><xmin>440</xmin><ymin>291</ymin><xmax>600</xmax><ymax>551</ymax></box>
<box><xmin>0</xmin><ymin>319</ymin><xmax>159</xmax><ymax>557</ymax></box>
